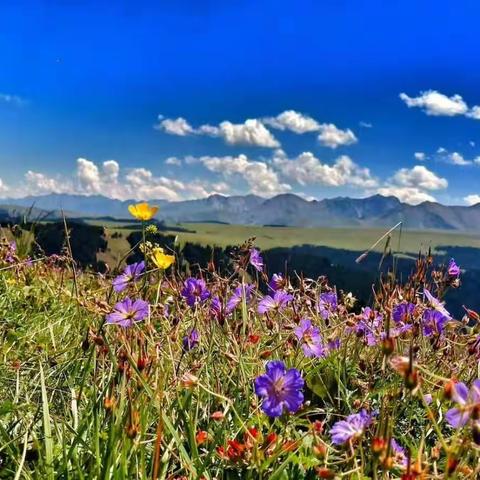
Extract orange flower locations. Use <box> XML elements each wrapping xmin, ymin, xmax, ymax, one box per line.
<box><xmin>128</xmin><ymin>202</ymin><xmax>159</xmax><ymax>221</ymax></box>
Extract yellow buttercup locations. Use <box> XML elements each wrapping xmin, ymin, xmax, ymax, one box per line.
<box><xmin>128</xmin><ymin>202</ymin><xmax>159</xmax><ymax>221</ymax></box>
<box><xmin>152</xmin><ymin>247</ymin><xmax>175</xmax><ymax>270</ymax></box>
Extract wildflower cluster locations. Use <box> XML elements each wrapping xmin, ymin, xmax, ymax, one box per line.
<box><xmin>1</xmin><ymin>210</ymin><xmax>478</xmax><ymax>478</ymax></box>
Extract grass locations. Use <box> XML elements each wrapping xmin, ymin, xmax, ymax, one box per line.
<box><xmin>98</xmin><ymin>222</ymin><xmax>480</xmax><ymax>268</ymax></box>
<box><xmin>2</xmin><ymin>222</ymin><xmax>480</xmax><ymax>478</ymax></box>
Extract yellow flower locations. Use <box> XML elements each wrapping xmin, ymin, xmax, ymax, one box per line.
<box><xmin>152</xmin><ymin>247</ymin><xmax>175</xmax><ymax>270</ymax></box>
<box><xmin>128</xmin><ymin>202</ymin><xmax>159</xmax><ymax>221</ymax></box>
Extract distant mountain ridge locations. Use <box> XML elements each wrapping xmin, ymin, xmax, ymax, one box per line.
<box><xmin>1</xmin><ymin>192</ymin><xmax>480</xmax><ymax>231</ymax></box>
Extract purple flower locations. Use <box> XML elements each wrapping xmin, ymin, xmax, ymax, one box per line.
<box><xmin>106</xmin><ymin>297</ymin><xmax>149</xmax><ymax>327</ymax></box>
<box><xmin>5</xmin><ymin>241</ymin><xmax>16</xmax><ymax>263</ymax></box>
<box><xmin>390</xmin><ymin>439</ymin><xmax>408</xmax><ymax>469</ymax></box>
<box><xmin>423</xmin><ymin>288</ymin><xmax>451</xmax><ymax>320</ymax></box>
<box><xmin>422</xmin><ymin>308</ymin><xmax>448</xmax><ymax>336</ymax></box>
<box><xmin>445</xmin><ymin>380</ymin><xmax>480</xmax><ymax>428</ymax></box>
<box><xmin>393</xmin><ymin>302</ymin><xmax>415</xmax><ymax>324</ymax></box>
<box><xmin>112</xmin><ymin>261</ymin><xmax>145</xmax><ymax>292</ymax></box>
<box><xmin>226</xmin><ymin>284</ymin><xmax>254</xmax><ymax>313</ymax></box>
<box><xmin>249</xmin><ymin>248</ymin><xmax>264</xmax><ymax>272</ymax></box>
<box><xmin>181</xmin><ymin>278</ymin><xmax>211</xmax><ymax>307</ymax></box>
<box><xmin>254</xmin><ymin>360</ymin><xmax>304</xmax><ymax>418</ymax></box>
<box><xmin>294</xmin><ymin>319</ymin><xmax>326</xmax><ymax>358</ymax></box>
<box><xmin>448</xmin><ymin>258</ymin><xmax>460</xmax><ymax>278</ymax></box>
<box><xmin>210</xmin><ymin>296</ymin><xmax>223</xmax><ymax>318</ymax></box>
<box><xmin>353</xmin><ymin>307</ymin><xmax>383</xmax><ymax>346</ymax></box>
<box><xmin>182</xmin><ymin>328</ymin><xmax>200</xmax><ymax>351</ymax></box>
<box><xmin>330</xmin><ymin>409</ymin><xmax>372</xmax><ymax>445</ymax></box>
<box><xmin>258</xmin><ymin>290</ymin><xmax>293</xmax><ymax>314</ymax></box>
<box><xmin>268</xmin><ymin>273</ymin><xmax>284</xmax><ymax>292</ymax></box>
<box><xmin>317</xmin><ymin>291</ymin><xmax>338</xmax><ymax>320</ymax></box>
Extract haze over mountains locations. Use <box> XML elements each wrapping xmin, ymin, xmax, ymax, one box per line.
<box><xmin>1</xmin><ymin>193</ymin><xmax>480</xmax><ymax>231</ymax></box>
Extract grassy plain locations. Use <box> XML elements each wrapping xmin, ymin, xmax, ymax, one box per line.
<box><xmin>99</xmin><ymin>222</ymin><xmax>480</xmax><ymax>267</ymax></box>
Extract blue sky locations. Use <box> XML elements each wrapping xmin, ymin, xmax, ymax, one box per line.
<box><xmin>0</xmin><ymin>0</ymin><xmax>480</xmax><ymax>205</ymax></box>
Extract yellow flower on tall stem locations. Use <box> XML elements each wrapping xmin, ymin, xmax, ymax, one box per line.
<box><xmin>152</xmin><ymin>247</ymin><xmax>175</xmax><ymax>270</ymax></box>
<box><xmin>128</xmin><ymin>202</ymin><xmax>159</xmax><ymax>221</ymax></box>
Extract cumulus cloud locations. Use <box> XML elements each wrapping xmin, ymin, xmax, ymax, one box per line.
<box><xmin>400</xmin><ymin>90</ymin><xmax>480</xmax><ymax>120</ymax></box>
<box><xmin>448</xmin><ymin>152</ymin><xmax>472</xmax><ymax>166</ymax></box>
<box><xmin>155</xmin><ymin>116</ymin><xmax>195</xmax><ymax>136</ymax></box>
<box><xmin>376</xmin><ymin>165</ymin><xmax>448</xmax><ymax>205</ymax></box>
<box><xmin>14</xmin><ymin>158</ymin><xmax>229</xmax><ymax>202</ymax></box>
<box><xmin>317</xmin><ymin>124</ymin><xmax>358</xmax><ymax>148</ymax></box>
<box><xmin>400</xmin><ymin>90</ymin><xmax>468</xmax><ymax>116</ymax></box>
<box><xmin>198</xmin><ymin>154</ymin><xmax>290</xmax><ymax>196</ymax></box>
<box><xmin>273</xmin><ymin>151</ymin><xmax>377</xmax><ymax>188</ymax></box>
<box><xmin>157</xmin><ymin>110</ymin><xmax>359</xmax><ymax>149</ymax></box>
<box><xmin>263</xmin><ymin>110</ymin><xmax>320</xmax><ymax>133</ymax></box>
<box><xmin>414</xmin><ymin>152</ymin><xmax>426</xmax><ymax>161</ymax></box>
<box><xmin>215</xmin><ymin>119</ymin><xmax>280</xmax><ymax>148</ymax></box>
<box><xmin>377</xmin><ymin>186</ymin><xmax>436</xmax><ymax>204</ymax></box>
<box><xmin>464</xmin><ymin>194</ymin><xmax>480</xmax><ymax>206</ymax></box>
<box><xmin>390</xmin><ymin>165</ymin><xmax>447</xmax><ymax>190</ymax></box>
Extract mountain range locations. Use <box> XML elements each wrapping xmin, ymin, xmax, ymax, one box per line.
<box><xmin>1</xmin><ymin>193</ymin><xmax>480</xmax><ymax>231</ymax></box>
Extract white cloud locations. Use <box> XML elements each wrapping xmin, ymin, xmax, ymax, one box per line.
<box><xmin>466</xmin><ymin>106</ymin><xmax>480</xmax><ymax>119</ymax></box>
<box><xmin>0</xmin><ymin>93</ymin><xmax>26</xmax><ymax>106</ymax></box>
<box><xmin>317</xmin><ymin>124</ymin><xmax>358</xmax><ymax>148</ymax></box>
<box><xmin>359</xmin><ymin>121</ymin><xmax>373</xmax><ymax>128</ymax></box>
<box><xmin>199</xmin><ymin>154</ymin><xmax>290</xmax><ymax>196</ymax></box>
<box><xmin>157</xmin><ymin>111</ymin><xmax>359</xmax><ymax>149</ymax></box>
<box><xmin>376</xmin><ymin>165</ymin><xmax>448</xmax><ymax>205</ymax></box>
<box><xmin>475</xmin><ymin>157</ymin><xmax>480</xmax><ymax>165</ymax></box>
<box><xmin>155</xmin><ymin>116</ymin><xmax>194</xmax><ymax>136</ymax></box>
<box><xmin>263</xmin><ymin>110</ymin><xmax>320</xmax><ymax>133</ymax></box>
<box><xmin>464</xmin><ymin>194</ymin><xmax>480</xmax><ymax>206</ymax></box>
<box><xmin>400</xmin><ymin>90</ymin><xmax>468</xmax><ymax>116</ymax></box>
<box><xmin>437</xmin><ymin>147</ymin><xmax>447</xmax><ymax>154</ymax></box>
<box><xmin>377</xmin><ymin>186</ymin><xmax>436</xmax><ymax>204</ymax></box>
<box><xmin>448</xmin><ymin>152</ymin><xmax>472</xmax><ymax>166</ymax></box>
<box><xmin>414</xmin><ymin>152</ymin><xmax>426</xmax><ymax>161</ymax></box>
<box><xmin>273</xmin><ymin>151</ymin><xmax>377</xmax><ymax>188</ymax></box>
<box><xmin>390</xmin><ymin>165</ymin><xmax>447</xmax><ymax>190</ymax></box>
<box><xmin>165</xmin><ymin>157</ymin><xmax>182</xmax><ymax>166</ymax></box>
<box><xmin>215</xmin><ymin>119</ymin><xmax>280</xmax><ymax>148</ymax></box>
<box><xmin>24</xmin><ymin>171</ymin><xmax>69</xmax><ymax>195</ymax></box>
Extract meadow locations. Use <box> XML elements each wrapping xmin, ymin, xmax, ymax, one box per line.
<box><xmin>97</xmin><ymin>221</ymin><xmax>480</xmax><ymax>269</ymax></box>
<box><xmin>1</xmin><ymin>205</ymin><xmax>480</xmax><ymax>479</ymax></box>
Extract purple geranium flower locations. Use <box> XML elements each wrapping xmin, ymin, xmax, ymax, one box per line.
<box><xmin>5</xmin><ymin>241</ymin><xmax>16</xmax><ymax>263</ymax></box>
<box><xmin>268</xmin><ymin>273</ymin><xmax>285</xmax><ymax>292</ymax></box>
<box><xmin>112</xmin><ymin>261</ymin><xmax>145</xmax><ymax>292</ymax></box>
<box><xmin>317</xmin><ymin>291</ymin><xmax>338</xmax><ymax>320</ymax></box>
<box><xmin>258</xmin><ymin>290</ymin><xmax>293</xmax><ymax>314</ymax></box>
<box><xmin>226</xmin><ymin>284</ymin><xmax>255</xmax><ymax>313</ymax></box>
<box><xmin>393</xmin><ymin>302</ymin><xmax>415</xmax><ymax>324</ymax></box>
<box><xmin>254</xmin><ymin>360</ymin><xmax>304</xmax><ymax>418</ymax></box>
<box><xmin>249</xmin><ymin>248</ymin><xmax>264</xmax><ymax>272</ymax></box>
<box><xmin>353</xmin><ymin>307</ymin><xmax>383</xmax><ymax>346</ymax></box>
<box><xmin>294</xmin><ymin>319</ymin><xmax>326</xmax><ymax>358</ymax></box>
<box><xmin>423</xmin><ymin>288</ymin><xmax>451</xmax><ymax>320</ymax></box>
<box><xmin>390</xmin><ymin>439</ymin><xmax>408</xmax><ymax>469</ymax></box>
<box><xmin>106</xmin><ymin>297</ymin><xmax>149</xmax><ymax>327</ymax></box>
<box><xmin>330</xmin><ymin>409</ymin><xmax>373</xmax><ymax>445</ymax></box>
<box><xmin>448</xmin><ymin>258</ymin><xmax>460</xmax><ymax>278</ymax></box>
<box><xmin>181</xmin><ymin>278</ymin><xmax>211</xmax><ymax>307</ymax></box>
<box><xmin>182</xmin><ymin>328</ymin><xmax>200</xmax><ymax>351</ymax></box>
<box><xmin>445</xmin><ymin>380</ymin><xmax>480</xmax><ymax>428</ymax></box>
<box><xmin>422</xmin><ymin>308</ymin><xmax>448</xmax><ymax>336</ymax></box>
